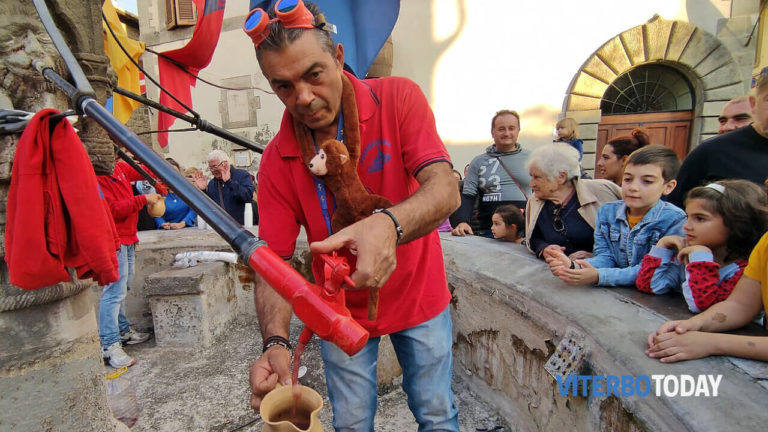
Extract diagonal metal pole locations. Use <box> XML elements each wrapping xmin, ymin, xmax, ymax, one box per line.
<box><xmin>113</xmin><ymin>86</ymin><xmax>264</xmax><ymax>153</ymax></box>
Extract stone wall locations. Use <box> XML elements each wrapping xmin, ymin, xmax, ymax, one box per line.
<box><xmin>0</xmin><ymin>2</ymin><xmax>124</xmax><ymax>430</ymax></box>
<box><xmin>443</xmin><ymin>233</ymin><xmax>768</xmax><ymax>431</ymax></box>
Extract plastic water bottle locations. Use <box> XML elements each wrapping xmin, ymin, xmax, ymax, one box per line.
<box><xmin>106</xmin><ymin>366</ymin><xmax>138</xmax><ymax>427</ymax></box>
<box><xmin>196</xmin><ymin>214</ymin><xmax>206</xmax><ymax>230</ymax></box>
<box><xmin>244</xmin><ymin>203</ymin><xmax>253</xmax><ymax>228</ymax></box>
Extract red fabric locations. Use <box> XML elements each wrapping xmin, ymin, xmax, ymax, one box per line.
<box><xmin>635</xmin><ymin>255</ymin><xmax>660</xmax><ymax>294</ymax></box>
<box><xmin>157</xmin><ymin>0</ymin><xmax>226</xmax><ymax>147</ymax></box>
<box><xmin>258</xmin><ymin>72</ymin><xmax>452</xmax><ymax>337</ymax></box>
<box><xmin>98</xmin><ymin>161</ymin><xmax>152</xmax><ymax>245</ymax></box>
<box><xmin>5</xmin><ymin>109</ymin><xmax>120</xmax><ymax>289</ymax></box>
<box><xmin>686</xmin><ymin>260</ymin><xmax>746</xmax><ymax>311</ymax></box>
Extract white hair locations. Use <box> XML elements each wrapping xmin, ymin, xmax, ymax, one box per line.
<box><xmin>208</xmin><ymin>149</ymin><xmax>230</xmax><ymax>163</ymax></box>
<box><xmin>525</xmin><ymin>143</ymin><xmax>580</xmax><ymax>181</ymax></box>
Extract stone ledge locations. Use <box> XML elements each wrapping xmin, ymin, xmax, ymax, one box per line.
<box><xmin>440</xmin><ymin>233</ymin><xmax>768</xmax><ymax>431</ymax></box>
<box><xmin>145</xmin><ymin>261</ymin><xmax>227</xmax><ymax>296</ymax></box>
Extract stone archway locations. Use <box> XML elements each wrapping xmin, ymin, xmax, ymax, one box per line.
<box><xmin>562</xmin><ymin>15</ymin><xmax>753</xmax><ymax>174</ymax></box>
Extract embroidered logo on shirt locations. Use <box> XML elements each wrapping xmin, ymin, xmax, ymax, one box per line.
<box><xmin>361</xmin><ymin>139</ymin><xmax>392</xmax><ymax>173</ymax></box>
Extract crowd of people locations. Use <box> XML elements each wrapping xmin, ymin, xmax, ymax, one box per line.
<box><xmin>447</xmin><ymin>83</ymin><xmax>768</xmax><ymax>367</ymax></box>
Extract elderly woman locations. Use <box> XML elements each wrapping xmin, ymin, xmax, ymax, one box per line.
<box><xmin>525</xmin><ymin>143</ymin><xmax>621</xmax><ymax>260</ymax></box>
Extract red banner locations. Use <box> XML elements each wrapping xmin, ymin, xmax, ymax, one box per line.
<box><xmin>157</xmin><ymin>0</ymin><xmax>226</xmax><ymax>147</ymax></box>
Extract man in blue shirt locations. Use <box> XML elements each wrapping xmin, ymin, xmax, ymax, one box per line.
<box><xmin>200</xmin><ymin>149</ymin><xmax>254</xmax><ymax>225</ymax></box>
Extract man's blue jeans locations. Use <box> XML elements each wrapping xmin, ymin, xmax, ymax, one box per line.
<box><xmin>320</xmin><ymin>306</ymin><xmax>459</xmax><ymax>432</ymax></box>
<box><xmin>99</xmin><ymin>244</ymin><xmax>134</xmax><ymax>349</ymax></box>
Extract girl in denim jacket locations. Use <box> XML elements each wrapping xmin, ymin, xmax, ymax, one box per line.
<box><xmin>636</xmin><ymin>180</ymin><xmax>768</xmax><ymax>312</ymax></box>
<box><xmin>546</xmin><ymin>146</ymin><xmax>686</xmax><ymax>286</ymax></box>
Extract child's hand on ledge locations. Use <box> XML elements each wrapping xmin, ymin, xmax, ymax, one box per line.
<box><xmin>554</xmin><ymin>259</ymin><xmax>598</xmax><ymax>286</ymax></box>
<box><xmin>568</xmin><ymin>250</ymin><xmax>593</xmax><ymax>260</ymax></box>
<box><xmin>645</xmin><ymin>330</ymin><xmax>713</xmax><ymax>363</ymax></box>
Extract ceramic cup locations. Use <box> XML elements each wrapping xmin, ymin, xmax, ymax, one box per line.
<box><xmin>260</xmin><ymin>384</ymin><xmax>323</xmax><ymax>432</ymax></box>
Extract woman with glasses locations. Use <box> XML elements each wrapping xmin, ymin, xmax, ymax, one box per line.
<box><xmin>524</xmin><ymin>143</ymin><xmax>621</xmax><ymax>260</ymax></box>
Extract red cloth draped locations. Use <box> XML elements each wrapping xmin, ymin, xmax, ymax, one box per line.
<box><xmin>157</xmin><ymin>0</ymin><xmax>226</xmax><ymax>147</ymax></box>
<box><xmin>5</xmin><ymin>110</ymin><xmax>120</xmax><ymax>289</ymax></box>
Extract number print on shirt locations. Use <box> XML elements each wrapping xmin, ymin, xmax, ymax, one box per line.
<box><xmin>478</xmin><ymin>159</ymin><xmax>501</xmax><ymax>192</ymax></box>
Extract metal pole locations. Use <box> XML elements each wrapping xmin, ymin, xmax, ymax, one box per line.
<box><xmin>113</xmin><ymin>87</ymin><xmax>264</xmax><ymax>153</ymax></box>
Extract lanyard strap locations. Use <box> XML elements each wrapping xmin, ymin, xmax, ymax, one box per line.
<box><xmin>312</xmin><ymin>110</ymin><xmax>344</xmax><ymax>236</ymax></box>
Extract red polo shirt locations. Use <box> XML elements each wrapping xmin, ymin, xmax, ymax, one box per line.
<box><xmin>257</xmin><ymin>72</ymin><xmax>451</xmax><ymax>337</ymax></box>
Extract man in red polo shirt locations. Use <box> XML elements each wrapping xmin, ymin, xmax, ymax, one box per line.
<box><xmin>246</xmin><ymin>2</ymin><xmax>460</xmax><ymax>430</ymax></box>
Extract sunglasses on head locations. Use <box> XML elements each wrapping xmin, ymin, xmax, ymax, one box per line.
<box><xmin>243</xmin><ymin>0</ymin><xmax>333</xmax><ymax>47</ymax></box>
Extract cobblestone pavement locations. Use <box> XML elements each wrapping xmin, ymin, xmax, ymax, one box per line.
<box><xmin>119</xmin><ymin>316</ymin><xmax>509</xmax><ymax>431</ymax></box>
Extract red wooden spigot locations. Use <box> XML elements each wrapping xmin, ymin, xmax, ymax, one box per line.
<box><xmin>247</xmin><ymin>247</ymin><xmax>368</xmax><ymax>356</ymax></box>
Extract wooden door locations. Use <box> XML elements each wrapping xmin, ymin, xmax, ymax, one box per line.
<box><xmin>596</xmin><ymin>111</ymin><xmax>692</xmax><ymax>169</ymax></box>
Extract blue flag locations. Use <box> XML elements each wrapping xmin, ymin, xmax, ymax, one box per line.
<box><xmin>248</xmin><ymin>0</ymin><xmax>400</xmax><ymax>77</ymax></box>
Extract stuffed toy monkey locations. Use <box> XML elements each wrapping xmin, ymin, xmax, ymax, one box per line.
<box><xmin>308</xmin><ymin>139</ymin><xmax>392</xmax><ymax>320</ymax></box>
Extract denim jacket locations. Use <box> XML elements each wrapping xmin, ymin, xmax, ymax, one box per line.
<box><xmin>585</xmin><ymin>199</ymin><xmax>686</xmax><ymax>286</ymax></box>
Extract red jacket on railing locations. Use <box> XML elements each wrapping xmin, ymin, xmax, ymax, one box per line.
<box><xmin>5</xmin><ymin>109</ymin><xmax>120</xmax><ymax>289</ymax></box>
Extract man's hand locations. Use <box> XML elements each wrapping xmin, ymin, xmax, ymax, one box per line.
<box><xmin>249</xmin><ymin>346</ymin><xmax>292</xmax><ymax>410</ymax></box>
<box><xmin>451</xmin><ymin>222</ymin><xmax>473</xmax><ymax>237</ymax></box>
<box><xmin>192</xmin><ymin>171</ymin><xmax>208</xmax><ymax>190</ymax></box>
<box><xmin>310</xmin><ymin>212</ymin><xmax>398</xmax><ymax>289</ymax></box>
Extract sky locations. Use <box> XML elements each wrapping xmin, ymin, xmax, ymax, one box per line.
<box><xmin>114</xmin><ymin>0</ymin><xmax>138</xmax><ymax>14</ymax></box>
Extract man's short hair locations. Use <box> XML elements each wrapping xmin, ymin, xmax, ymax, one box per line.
<box><xmin>625</xmin><ymin>145</ymin><xmax>680</xmax><ymax>183</ymax></box>
<box><xmin>491</xmin><ymin>110</ymin><xmax>520</xmax><ymax>130</ymax></box>
<box><xmin>254</xmin><ymin>1</ymin><xmax>335</xmax><ymax>66</ymax></box>
<box><xmin>756</xmin><ymin>67</ymin><xmax>768</xmax><ymax>93</ymax></box>
<box><xmin>208</xmin><ymin>149</ymin><xmax>230</xmax><ymax>163</ymax></box>
<box><xmin>727</xmin><ymin>95</ymin><xmax>751</xmax><ymax>106</ymax></box>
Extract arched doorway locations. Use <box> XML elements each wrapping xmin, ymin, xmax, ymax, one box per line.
<box><xmin>561</xmin><ymin>16</ymin><xmax>753</xmax><ymax>176</ymax></box>
<box><xmin>597</xmin><ymin>64</ymin><xmax>694</xmax><ymax>162</ymax></box>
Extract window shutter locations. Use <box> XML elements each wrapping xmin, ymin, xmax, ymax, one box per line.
<box><xmin>175</xmin><ymin>0</ymin><xmax>197</xmax><ymax>26</ymax></box>
<box><xmin>165</xmin><ymin>0</ymin><xmax>197</xmax><ymax>30</ymax></box>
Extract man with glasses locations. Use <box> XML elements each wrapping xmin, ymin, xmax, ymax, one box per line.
<box><xmin>244</xmin><ymin>1</ymin><xmax>460</xmax><ymax>430</ymax></box>
<box><xmin>668</xmin><ymin>74</ymin><xmax>768</xmax><ymax>208</ymax></box>
<box><xmin>200</xmin><ymin>149</ymin><xmax>254</xmax><ymax>225</ymax></box>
